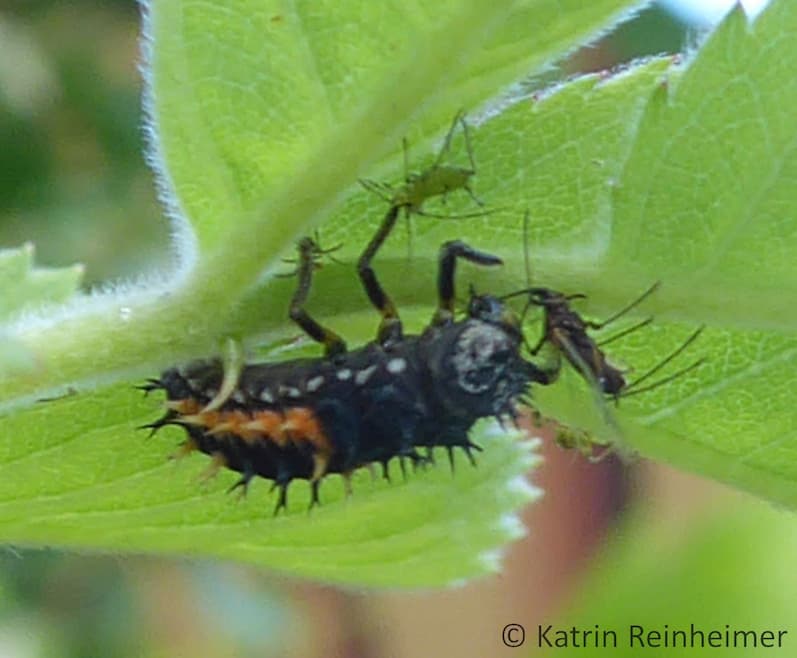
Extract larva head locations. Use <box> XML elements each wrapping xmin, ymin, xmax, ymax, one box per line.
<box><xmin>423</xmin><ymin>294</ymin><xmax>544</xmax><ymax>422</ymax></box>
<box><xmin>157</xmin><ymin>359</ymin><xmax>223</xmax><ymax>404</ymax></box>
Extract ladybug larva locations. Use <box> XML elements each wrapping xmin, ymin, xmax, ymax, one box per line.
<box><xmin>141</xmin><ymin>203</ymin><xmax>553</xmax><ymax>513</ymax></box>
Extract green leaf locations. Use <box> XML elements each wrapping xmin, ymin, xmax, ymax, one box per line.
<box><xmin>523</xmin><ymin>2</ymin><xmax>797</xmax><ymax>510</ymax></box>
<box><xmin>603</xmin><ymin>2</ymin><xmax>797</xmax><ymax>506</ymax></box>
<box><xmin>0</xmin><ymin>243</ymin><xmax>83</xmax><ymax>376</ymax></box>
<box><xmin>0</xmin><ymin>0</ymin><xmax>638</xmax><ymax>586</ymax></box>
<box><xmin>147</xmin><ymin>0</ymin><xmax>644</xmax><ymax>254</ymax></box>
<box><xmin>0</xmin><ymin>242</ymin><xmax>83</xmax><ymax>321</ymax></box>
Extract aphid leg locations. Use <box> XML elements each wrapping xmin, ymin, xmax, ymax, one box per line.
<box><xmin>433</xmin><ymin>240</ymin><xmax>502</xmax><ymax>325</ymax></box>
<box><xmin>597</xmin><ymin>316</ymin><xmax>653</xmax><ymax>348</ymax></box>
<box><xmin>458</xmin><ymin>115</ymin><xmax>483</xmax><ymax>206</ymax></box>
<box><xmin>289</xmin><ymin>237</ymin><xmax>348</xmax><ymax>358</ymax></box>
<box><xmin>399</xmin><ymin>136</ymin><xmax>418</xmax><ymax>259</ymax></box>
<box><xmin>402</xmin><ymin>136</ymin><xmax>411</xmax><ymax>183</ymax></box>
<box><xmin>584</xmin><ymin>282</ymin><xmax>660</xmax><ymax>331</ymax></box>
<box><xmin>358</xmin><ymin>178</ymin><xmax>393</xmax><ymax>203</ymax></box>
<box><xmin>433</xmin><ymin>109</ymin><xmax>464</xmax><ymax>168</ymax></box>
<box><xmin>357</xmin><ymin>204</ymin><xmax>404</xmax><ymax>345</ymax></box>
<box><xmin>619</xmin><ymin>326</ymin><xmax>706</xmax><ymax>399</ymax></box>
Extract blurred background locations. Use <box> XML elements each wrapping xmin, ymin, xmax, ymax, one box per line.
<box><xmin>1</xmin><ymin>1</ymin><xmax>792</xmax><ymax>657</ymax></box>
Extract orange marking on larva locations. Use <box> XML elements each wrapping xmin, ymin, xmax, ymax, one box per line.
<box><xmin>242</xmin><ymin>410</ymin><xmax>287</xmax><ymax>445</ymax></box>
<box><xmin>198</xmin><ymin>452</ymin><xmax>227</xmax><ymax>484</ymax></box>
<box><xmin>282</xmin><ymin>407</ymin><xmax>331</xmax><ymax>454</ymax></box>
<box><xmin>206</xmin><ymin>410</ymin><xmax>250</xmax><ymax>437</ymax></box>
<box><xmin>166</xmin><ymin>398</ymin><xmax>202</xmax><ymax>415</ymax></box>
<box><xmin>180</xmin><ymin>411</ymin><xmax>222</xmax><ymax>428</ymax></box>
<box><xmin>169</xmin><ymin>438</ymin><xmax>197</xmax><ymax>461</ymax></box>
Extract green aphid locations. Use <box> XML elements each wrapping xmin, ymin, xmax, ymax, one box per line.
<box><xmin>360</xmin><ymin>110</ymin><xmax>488</xmax><ymax>254</ymax></box>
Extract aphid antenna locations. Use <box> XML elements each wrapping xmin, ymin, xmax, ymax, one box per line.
<box><xmin>597</xmin><ymin>316</ymin><xmax>654</xmax><ymax>348</ymax></box>
<box><xmin>584</xmin><ymin>281</ymin><xmax>661</xmax><ymax>331</ymax></box>
<box><xmin>440</xmin><ymin>109</ymin><xmax>466</xmax><ymax>165</ymax></box>
<box><xmin>419</xmin><ymin>108</ymin><xmax>469</xmax><ymax>172</ymax></box>
<box><xmin>616</xmin><ymin>326</ymin><xmax>707</xmax><ymax>399</ymax></box>
<box><xmin>618</xmin><ymin>357</ymin><xmax>707</xmax><ymax>400</ymax></box>
<box><xmin>358</xmin><ymin>177</ymin><xmax>394</xmax><ymax>202</ymax></box>
<box><xmin>411</xmin><ymin>205</ymin><xmax>502</xmax><ymax>221</ymax></box>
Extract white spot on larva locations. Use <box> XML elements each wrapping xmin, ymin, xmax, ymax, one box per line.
<box><xmin>279</xmin><ymin>384</ymin><xmax>301</xmax><ymax>398</ymax></box>
<box><xmin>204</xmin><ymin>388</ymin><xmax>218</xmax><ymax>399</ymax></box>
<box><xmin>387</xmin><ymin>358</ymin><xmax>407</xmax><ymax>374</ymax></box>
<box><xmin>355</xmin><ymin>365</ymin><xmax>377</xmax><ymax>386</ymax></box>
<box><xmin>232</xmin><ymin>391</ymin><xmax>246</xmax><ymax>404</ymax></box>
<box><xmin>259</xmin><ymin>389</ymin><xmax>275</xmax><ymax>404</ymax></box>
<box><xmin>336</xmin><ymin>369</ymin><xmax>352</xmax><ymax>381</ymax></box>
<box><xmin>306</xmin><ymin>375</ymin><xmax>324</xmax><ymax>392</ymax></box>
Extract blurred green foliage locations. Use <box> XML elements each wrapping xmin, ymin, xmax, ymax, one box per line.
<box><xmin>553</xmin><ymin>498</ymin><xmax>797</xmax><ymax>657</ymax></box>
<box><xmin>0</xmin><ymin>1</ymin><xmax>169</xmax><ymax>285</ymax></box>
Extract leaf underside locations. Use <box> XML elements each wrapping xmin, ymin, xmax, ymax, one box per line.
<box><xmin>1</xmin><ymin>0</ymin><xmax>796</xmax><ymax>586</ymax></box>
